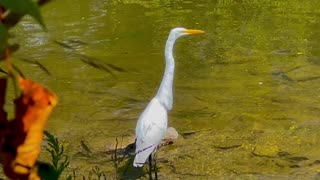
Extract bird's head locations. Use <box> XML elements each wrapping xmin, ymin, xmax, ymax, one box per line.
<box><xmin>170</xmin><ymin>27</ymin><xmax>205</xmax><ymax>39</ymax></box>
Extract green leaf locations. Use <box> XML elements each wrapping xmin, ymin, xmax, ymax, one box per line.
<box><xmin>0</xmin><ymin>0</ymin><xmax>46</xmax><ymax>29</ymax></box>
<box><xmin>37</xmin><ymin>162</ymin><xmax>59</xmax><ymax>180</ymax></box>
<box><xmin>0</xmin><ymin>24</ymin><xmax>8</xmax><ymax>58</ymax></box>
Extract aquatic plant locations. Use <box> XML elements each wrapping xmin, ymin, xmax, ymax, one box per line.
<box><xmin>43</xmin><ymin>130</ymin><xmax>71</xmax><ymax>179</ymax></box>
<box><xmin>86</xmin><ymin>166</ymin><xmax>107</xmax><ymax>180</ymax></box>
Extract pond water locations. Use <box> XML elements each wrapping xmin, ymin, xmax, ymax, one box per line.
<box><xmin>7</xmin><ymin>0</ymin><xmax>320</xmax><ymax>179</ymax></box>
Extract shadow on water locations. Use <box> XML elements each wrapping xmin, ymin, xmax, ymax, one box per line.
<box><xmin>117</xmin><ymin>160</ymin><xmax>146</xmax><ymax>180</ymax></box>
<box><xmin>18</xmin><ymin>58</ymin><xmax>52</xmax><ymax>75</ymax></box>
<box><xmin>53</xmin><ymin>40</ymin><xmax>127</xmax><ymax>76</ymax></box>
<box><xmin>90</xmin><ymin>137</ymin><xmax>152</xmax><ymax>180</ymax></box>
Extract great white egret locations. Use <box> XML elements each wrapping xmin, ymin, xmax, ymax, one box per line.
<box><xmin>133</xmin><ymin>27</ymin><xmax>204</xmax><ymax>174</ymax></box>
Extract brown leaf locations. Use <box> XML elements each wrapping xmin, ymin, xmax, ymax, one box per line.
<box><xmin>2</xmin><ymin>76</ymin><xmax>57</xmax><ymax>179</ymax></box>
<box><xmin>0</xmin><ymin>78</ymin><xmax>8</xmax><ymax>165</ymax></box>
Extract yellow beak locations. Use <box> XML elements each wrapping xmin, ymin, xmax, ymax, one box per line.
<box><xmin>183</xmin><ymin>29</ymin><xmax>205</xmax><ymax>34</ymax></box>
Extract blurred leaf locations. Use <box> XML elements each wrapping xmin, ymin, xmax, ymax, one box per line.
<box><xmin>38</xmin><ymin>0</ymin><xmax>52</xmax><ymax>6</ymax></box>
<box><xmin>1</xmin><ymin>77</ymin><xmax>57</xmax><ymax>179</ymax></box>
<box><xmin>0</xmin><ymin>24</ymin><xmax>8</xmax><ymax>58</ymax></box>
<box><xmin>0</xmin><ymin>0</ymin><xmax>46</xmax><ymax>29</ymax></box>
<box><xmin>8</xmin><ymin>43</ymin><xmax>19</xmax><ymax>52</ymax></box>
<box><xmin>37</xmin><ymin>162</ymin><xmax>59</xmax><ymax>180</ymax></box>
<box><xmin>0</xmin><ymin>43</ymin><xmax>20</xmax><ymax>60</ymax></box>
<box><xmin>0</xmin><ymin>78</ymin><xmax>7</xmax><ymax>123</ymax></box>
<box><xmin>2</xmin><ymin>0</ymin><xmax>51</xmax><ymax>29</ymax></box>
<box><xmin>1</xmin><ymin>13</ymin><xmax>23</xmax><ymax>29</ymax></box>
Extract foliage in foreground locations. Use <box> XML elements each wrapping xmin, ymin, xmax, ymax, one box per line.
<box><xmin>0</xmin><ymin>0</ymin><xmax>57</xmax><ymax>179</ymax></box>
<box><xmin>41</xmin><ymin>131</ymin><xmax>71</xmax><ymax>179</ymax></box>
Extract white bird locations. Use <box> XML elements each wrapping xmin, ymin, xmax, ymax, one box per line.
<box><xmin>133</xmin><ymin>27</ymin><xmax>204</xmax><ymax>169</ymax></box>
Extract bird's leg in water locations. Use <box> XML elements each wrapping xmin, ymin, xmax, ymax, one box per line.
<box><xmin>148</xmin><ymin>155</ymin><xmax>153</xmax><ymax>180</ymax></box>
<box><xmin>153</xmin><ymin>152</ymin><xmax>158</xmax><ymax>180</ymax></box>
<box><xmin>147</xmin><ymin>152</ymin><xmax>159</xmax><ymax>180</ymax></box>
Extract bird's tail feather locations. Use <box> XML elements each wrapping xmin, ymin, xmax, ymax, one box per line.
<box><xmin>133</xmin><ymin>145</ymin><xmax>156</xmax><ymax>167</ymax></box>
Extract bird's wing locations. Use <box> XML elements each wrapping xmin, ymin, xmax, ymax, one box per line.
<box><xmin>134</xmin><ymin>98</ymin><xmax>168</xmax><ymax>167</ymax></box>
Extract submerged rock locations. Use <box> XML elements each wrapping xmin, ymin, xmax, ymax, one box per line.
<box><xmin>105</xmin><ymin>127</ymin><xmax>179</xmax><ymax>156</ymax></box>
<box><xmin>161</xmin><ymin>127</ymin><xmax>179</xmax><ymax>146</ymax></box>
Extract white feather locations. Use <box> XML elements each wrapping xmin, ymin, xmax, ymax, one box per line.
<box><xmin>133</xmin><ymin>98</ymin><xmax>167</xmax><ymax>167</ymax></box>
<box><xmin>133</xmin><ymin>27</ymin><xmax>203</xmax><ymax>167</ymax></box>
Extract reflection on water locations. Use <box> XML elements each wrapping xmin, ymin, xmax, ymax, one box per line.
<box><xmin>7</xmin><ymin>0</ymin><xmax>320</xmax><ymax>178</ymax></box>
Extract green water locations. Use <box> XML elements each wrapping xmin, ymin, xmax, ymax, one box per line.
<box><xmin>6</xmin><ymin>0</ymin><xmax>320</xmax><ymax>178</ymax></box>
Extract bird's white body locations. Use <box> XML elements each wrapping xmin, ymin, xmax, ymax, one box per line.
<box><xmin>133</xmin><ymin>98</ymin><xmax>167</xmax><ymax>167</ymax></box>
<box><xmin>133</xmin><ymin>27</ymin><xmax>204</xmax><ymax>167</ymax></box>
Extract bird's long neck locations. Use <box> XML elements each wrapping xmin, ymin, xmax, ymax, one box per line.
<box><xmin>155</xmin><ymin>36</ymin><xmax>176</xmax><ymax>110</ymax></box>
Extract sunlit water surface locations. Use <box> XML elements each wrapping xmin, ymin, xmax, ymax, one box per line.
<box><xmin>4</xmin><ymin>0</ymin><xmax>320</xmax><ymax>179</ymax></box>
